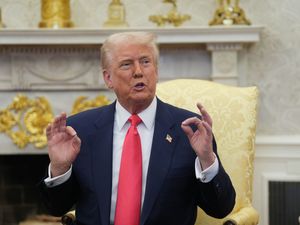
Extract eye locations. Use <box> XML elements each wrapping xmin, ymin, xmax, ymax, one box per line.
<box><xmin>141</xmin><ymin>57</ymin><xmax>151</xmax><ymax>65</ymax></box>
<box><xmin>119</xmin><ymin>61</ymin><xmax>131</xmax><ymax>70</ymax></box>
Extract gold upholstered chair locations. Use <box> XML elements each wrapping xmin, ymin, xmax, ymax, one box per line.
<box><xmin>156</xmin><ymin>79</ymin><xmax>259</xmax><ymax>225</ymax></box>
<box><xmin>62</xmin><ymin>79</ymin><xmax>259</xmax><ymax>225</ymax></box>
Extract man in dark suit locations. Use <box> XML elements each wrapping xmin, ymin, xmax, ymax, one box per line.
<box><xmin>39</xmin><ymin>32</ymin><xmax>235</xmax><ymax>225</ymax></box>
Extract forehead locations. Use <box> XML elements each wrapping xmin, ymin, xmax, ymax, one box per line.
<box><xmin>112</xmin><ymin>43</ymin><xmax>154</xmax><ymax>60</ymax></box>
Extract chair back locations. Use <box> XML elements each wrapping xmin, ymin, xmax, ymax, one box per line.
<box><xmin>156</xmin><ymin>79</ymin><xmax>259</xmax><ymax>225</ymax></box>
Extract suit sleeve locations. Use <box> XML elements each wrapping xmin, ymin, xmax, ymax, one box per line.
<box><xmin>38</xmin><ymin>171</ymin><xmax>79</xmax><ymax>216</ymax></box>
<box><xmin>195</xmin><ymin>137</ymin><xmax>236</xmax><ymax>218</ymax></box>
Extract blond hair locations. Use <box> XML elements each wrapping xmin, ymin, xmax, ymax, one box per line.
<box><xmin>100</xmin><ymin>32</ymin><xmax>159</xmax><ymax>69</ymax></box>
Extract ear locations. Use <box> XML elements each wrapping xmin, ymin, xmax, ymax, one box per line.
<box><xmin>103</xmin><ymin>69</ymin><xmax>113</xmax><ymax>89</ymax></box>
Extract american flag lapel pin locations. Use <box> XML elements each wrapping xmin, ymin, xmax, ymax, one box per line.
<box><xmin>165</xmin><ymin>134</ymin><xmax>172</xmax><ymax>143</ymax></box>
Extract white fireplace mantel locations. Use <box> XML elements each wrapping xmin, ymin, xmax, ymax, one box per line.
<box><xmin>0</xmin><ymin>26</ymin><xmax>262</xmax><ymax>45</ymax></box>
<box><xmin>0</xmin><ymin>25</ymin><xmax>264</xmax><ymax>155</ymax></box>
<box><xmin>0</xmin><ymin>26</ymin><xmax>263</xmax><ymax>89</ymax></box>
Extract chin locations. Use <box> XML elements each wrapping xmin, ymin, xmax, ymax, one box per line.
<box><xmin>131</xmin><ymin>94</ymin><xmax>153</xmax><ymax>106</ymax></box>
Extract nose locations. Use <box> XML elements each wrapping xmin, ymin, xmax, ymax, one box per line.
<box><xmin>133</xmin><ymin>61</ymin><xmax>143</xmax><ymax>78</ymax></box>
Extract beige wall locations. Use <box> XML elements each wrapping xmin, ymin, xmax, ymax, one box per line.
<box><xmin>0</xmin><ymin>0</ymin><xmax>299</xmax><ymax>135</ymax></box>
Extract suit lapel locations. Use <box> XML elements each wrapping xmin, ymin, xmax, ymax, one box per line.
<box><xmin>141</xmin><ymin>99</ymin><xmax>178</xmax><ymax>225</ymax></box>
<box><xmin>91</xmin><ymin>102</ymin><xmax>115</xmax><ymax>225</ymax></box>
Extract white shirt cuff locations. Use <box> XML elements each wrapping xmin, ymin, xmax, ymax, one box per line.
<box><xmin>195</xmin><ymin>154</ymin><xmax>219</xmax><ymax>183</ymax></box>
<box><xmin>44</xmin><ymin>163</ymin><xmax>72</xmax><ymax>188</ymax></box>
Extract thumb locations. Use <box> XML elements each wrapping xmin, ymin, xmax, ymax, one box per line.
<box><xmin>72</xmin><ymin>135</ymin><xmax>81</xmax><ymax>153</ymax></box>
<box><xmin>181</xmin><ymin>123</ymin><xmax>194</xmax><ymax>140</ymax></box>
<box><xmin>66</xmin><ymin>126</ymin><xmax>77</xmax><ymax>137</ymax></box>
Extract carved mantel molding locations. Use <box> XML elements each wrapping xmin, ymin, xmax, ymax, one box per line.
<box><xmin>0</xmin><ymin>26</ymin><xmax>263</xmax><ymax>90</ymax></box>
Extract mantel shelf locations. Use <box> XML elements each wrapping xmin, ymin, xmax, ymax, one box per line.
<box><xmin>0</xmin><ymin>25</ymin><xmax>263</xmax><ymax>45</ymax></box>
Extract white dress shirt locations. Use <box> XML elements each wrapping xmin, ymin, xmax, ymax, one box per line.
<box><xmin>44</xmin><ymin>97</ymin><xmax>219</xmax><ymax>223</ymax></box>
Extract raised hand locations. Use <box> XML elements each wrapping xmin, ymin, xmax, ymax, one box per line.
<box><xmin>181</xmin><ymin>103</ymin><xmax>215</xmax><ymax>170</ymax></box>
<box><xmin>46</xmin><ymin>112</ymin><xmax>81</xmax><ymax>177</ymax></box>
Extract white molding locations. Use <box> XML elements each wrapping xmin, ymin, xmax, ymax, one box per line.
<box><xmin>260</xmin><ymin>172</ymin><xmax>300</xmax><ymax>225</ymax></box>
<box><xmin>0</xmin><ymin>26</ymin><xmax>263</xmax><ymax>45</ymax></box>
<box><xmin>256</xmin><ymin>135</ymin><xmax>300</xmax><ymax>145</ymax></box>
<box><xmin>252</xmin><ymin>135</ymin><xmax>300</xmax><ymax>225</ymax></box>
<box><xmin>255</xmin><ymin>135</ymin><xmax>300</xmax><ymax>159</ymax></box>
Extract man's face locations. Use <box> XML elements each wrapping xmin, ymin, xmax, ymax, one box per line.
<box><xmin>103</xmin><ymin>43</ymin><xmax>158</xmax><ymax>113</ymax></box>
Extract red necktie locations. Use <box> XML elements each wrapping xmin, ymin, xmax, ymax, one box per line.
<box><xmin>114</xmin><ymin>114</ymin><xmax>142</xmax><ymax>225</ymax></box>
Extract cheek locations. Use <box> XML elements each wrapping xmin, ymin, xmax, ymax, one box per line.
<box><xmin>112</xmin><ymin>74</ymin><xmax>132</xmax><ymax>90</ymax></box>
<box><xmin>111</xmin><ymin>71</ymin><xmax>127</xmax><ymax>83</ymax></box>
<box><xmin>148</xmin><ymin>69</ymin><xmax>158</xmax><ymax>83</ymax></box>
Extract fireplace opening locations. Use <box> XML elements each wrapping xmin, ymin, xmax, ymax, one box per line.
<box><xmin>269</xmin><ymin>181</ymin><xmax>300</xmax><ymax>225</ymax></box>
<box><xmin>0</xmin><ymin>155</ymin><xmax>51</xmax><ymax>225</ymax></box>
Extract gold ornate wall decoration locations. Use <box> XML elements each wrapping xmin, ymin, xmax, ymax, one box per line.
<box><xmin>209</xmin><ymin>0</ymin><xmax>251</xmax><ymax>26</ymax></box>
<box><xmin>0</xmin><ymin>94</ymin><xmax>111</xmax><ymax>149</ymax></box>
<box><xmin>71</xmin><ymin>95</ymin><xmax>110</xmax><ymax>115</ymax></box>
<box><xmin>149</xmin><ymin>0</ymin><xmax>191</xmax><ymax>27</ymax></box>
<box><xmin>39</xmin><ymin>0</ymin><xmax>74</xmax><ymax>28</ymax></box>
<box><xmin>0</xmin><ymin>94</ymin><xmax>54</xmax><ymax>149</ymax></box>
<box><xmin>0</xmin><ymin>8</ymin><xmax>6</xmax><ymax>28</ymax></box>
<box><xmin>103</xmin><ymin>0</ymin><xmax>128</xmax><ymax>27</ymax></box>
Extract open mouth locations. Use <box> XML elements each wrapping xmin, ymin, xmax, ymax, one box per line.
<box><xmin>134</xmin><ymin>82</ymin><xmax>145</xmax><ymax>90</ymax></box>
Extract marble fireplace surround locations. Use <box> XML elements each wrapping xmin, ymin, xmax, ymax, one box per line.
<box><xmin>0</xmin><ymin>26</ymin><xmax>263</xmax><ymax>90</ymax></box>
<box><xmin>0</xmin><ymin>25</ymin><xmax>263</xmax><ymax>155</ymax></box>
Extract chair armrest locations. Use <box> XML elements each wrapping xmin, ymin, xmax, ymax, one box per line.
<box><xmin>223</xmin><ymin>207</ymin><xmax>259</xmax><ymax>225</ymax></box>
<box><xmin>61</xmin><ymin>210</ymin><xmax>75</xmax><ymax>225</ymax></box>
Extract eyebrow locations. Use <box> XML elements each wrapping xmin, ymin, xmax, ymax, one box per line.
<box><xmin>118</xmin><ymin>55</ymin><xmax>152</xmax><ymax>62</ymax></box>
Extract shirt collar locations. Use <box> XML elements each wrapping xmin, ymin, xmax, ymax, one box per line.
<box><xmin>115</xmin><ymin>97</ymin><xmax>157</xmax><ymax>131</ymax></box>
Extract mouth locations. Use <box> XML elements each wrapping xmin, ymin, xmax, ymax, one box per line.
<box><xmin>133</xmin><ymin>82</ymin><xmax>146</xmax><ymax>91</ymax></box>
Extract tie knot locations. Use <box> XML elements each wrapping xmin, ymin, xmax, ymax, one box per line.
<box><xmin>129</xmin><ymin>114</ymin><xmax>142</xmax><ymax>127</ymax></box>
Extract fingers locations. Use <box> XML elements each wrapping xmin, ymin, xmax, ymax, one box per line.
<box><xmin>197</xmin><ymin>103</ymin><xmax>212</xmax><ymax>127</ymax></box>
<box><xmin>46</xmin><ymin>124</ymin><xmax>52</xmax><ymax>140</ymax></box>
<box><xmin>53</xmin><ymin>112</ymin><xmax>66</xmax><ymax>133</ymax></box>
<box><xmin>72</xmin><ymin>135</ymin><xmax>81</xmax><ymax>153</ymax></box>
<box><xmin>202</xmin><ymin>120</ymin><xmax>212</xmax><ymax>135</ymax></box>
<box><xmin>182</xmin><ymin>103</ymin><xmax>213</xmax><ymax>135</ymax></box>
<box><xmin>181</xmin><ymin>117</ymin><xmax>206</xmax><ymax>138</ymax></box>
<box><xmin>51</xmin><ymin>115</ymin><xmax>59</xmax><ymax>135</ymax></box>
<box><xmin>181</xmin><ymin>122</ymin><xmax>194</xmax><ymax>139</ymax></box>
<box><xmin>181</xmin><ymin>116</ymin><xmax>212</xmax><ymax>138</ymax></box>
<box><xmin>58</xmin><ymin>112</ymin><xmax>67</xmax><ymax>132</ymax></box>
<box><xmin>46</xmin><ymin>112</ymin><xmax>67</xmax><ymax>140</ymax></box>
<box><xmin>66</xmin><ymin>126</ymin><xmax>81</xmax><ymax>153</ymax></box>
<box><xmin>66</xmin><ymin>126</ymin><xmax>77</xmax><ymax>137</ymax></box>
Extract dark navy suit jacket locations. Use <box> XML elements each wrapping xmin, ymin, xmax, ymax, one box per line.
<box><xmin>39</xmin><ymin>98</ymin><xmax>235</xmax><ymax>225</ymax></box>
